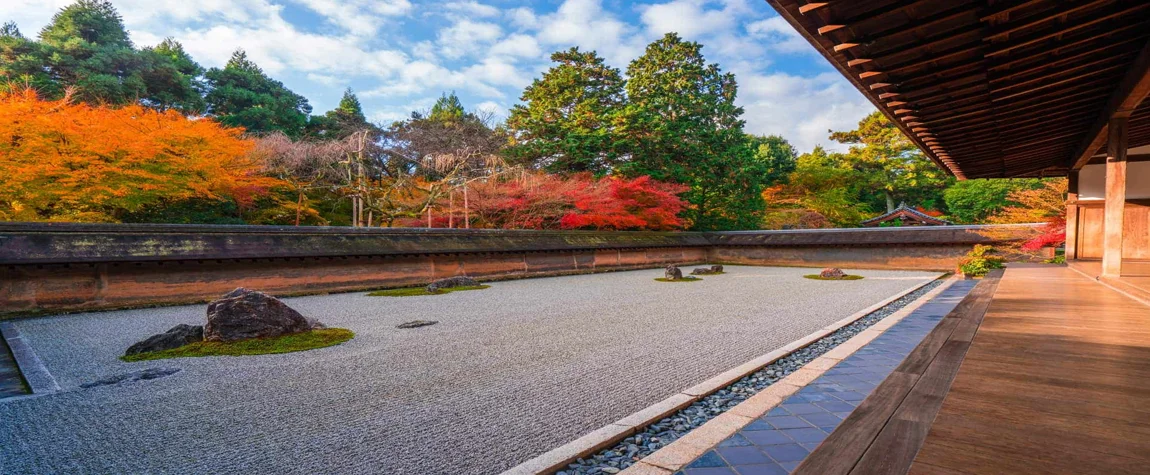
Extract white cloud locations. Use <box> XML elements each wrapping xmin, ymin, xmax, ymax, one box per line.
<box><xmin>746</xmin><ymin>16</ymin><xmax>811</xmax><ymax>54</ymax></box>
<box><xmin>489</xmin><ymin>34</ymin><xmax>542</xmax><ymax>59</ymax></box>
<box><xmin>361</xmin><ymin>60</ymin><xmax>504</xmax><ymax>100</ymax></box>
<box><xmin>306</xmin><ymin>73</ymin><xmax>341</xmax><ymax>86</ymax></box>
<box><xmin>444</xmin><ymin>1</ymin><xmax>501</xmax><ymax>19</ymax></box>
<box><xmin>464</xmin><ymin>58</ymin><xmax>529</xmax><ymax>89</ymax></box>
<box><xmin>531</xmin><ymin>0</ymin><xmax>646</xmax><ymax>66</ymax></box>
<box><xmin>736</xmin><ymin>71</ymin><xmax>873</xmax><ymax>153</ymax></box>
<box><xmin>436</xmin><ymin>19</ymin><xmax>504</xmax><ymax>59</ymax></box>
<box><xmin>639</xmin><ymin>0</ymin><xmax>747</xmax><ymax>39</ymax></box>
<box><xmin>507</xmin><ymin>7</ymin><xmax>539</xmax><ymax>29</ymax></box>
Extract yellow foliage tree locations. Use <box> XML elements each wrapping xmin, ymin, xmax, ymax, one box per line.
<box><xmin>0</xmin><ymin>87</ymin><xmax>281</xmax><ymax>222</ymax></box>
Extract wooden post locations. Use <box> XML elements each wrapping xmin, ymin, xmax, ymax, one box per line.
<box><xmin>1065</xmin><ymin>170</ymin><xmax>1079</xmax><ymax>260</ymax></box>
<box><xmin>1102</xmin><ymin>117</ymin><xmax>1128</xmax><ymax>277</ymax></box>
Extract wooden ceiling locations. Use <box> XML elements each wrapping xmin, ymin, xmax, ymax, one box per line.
<box><xmin>765</xmin><ymin>0</ymin><xmax>1150</xmax><ymax>178</ymax></box>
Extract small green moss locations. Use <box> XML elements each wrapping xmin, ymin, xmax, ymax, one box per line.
<box><xmin>367</xmin><ymin>285</ymin><xmax>490</xmax><ymax>297</ymax></box>
<box><xmin>121</xmin><ymin>328</ymin><xmax>354</xmax><ymax>362</ymax></box>
<box><xmin>804</xmin><ymin>274</ymin><xmax>865</xmax><ymax>280</ymax></box>
<box><xmin>654</xmin><ymin>277</ymin><xmax>702</xmax><ymax>282</ymax></box>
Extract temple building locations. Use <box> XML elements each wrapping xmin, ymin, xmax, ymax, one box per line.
<box><xmin>860</xmin><ymin>203</ymin><xmax>952</xmax><ymax>227</ymax></box>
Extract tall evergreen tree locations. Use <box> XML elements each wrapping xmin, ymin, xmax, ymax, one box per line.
<box><xmin>204</xmin><ymin>50</ymin><xmax>312</xmax><ymax>137</ymax></box>
<box><xmin>828</xmin><ymin>111</ymin><xmax>951</xmax><ymax>212</ymax></box>
<box><xmin>428</xmin><ymin>92</ymin><xmax>465</xmax><ymax>123</ymax></box>
<box><xmin>35</xmin><ymin>0</ymin><xmax>145</xmax><ymax>104</ymax></box>
<box><xmin>620</xmin><ymin>33</ymin><xmax>763</xmax><ymax>230</ymax></box>
<box><xmin>307</xmin><ymin>88</ymin><xmax>370</xmax><ymax>139</ymax></box>
<box><xmin>2</xmin><ymin>2</ymin><xmax>209</xmax><ymax>111</ymax></box>
<box><xmin>0</xmin><ymin>22</ymin><xmax>55</xmax><ymax>95</ymax></box>
<box><xmin>139</xmin><ymin>38</ymin><xmax>206</xmax><ymax>112</ymax></box>
<box><xmin>505</xmin><ymin>47</ymin><xmax>625</xmax><ymax>175</ymax></box>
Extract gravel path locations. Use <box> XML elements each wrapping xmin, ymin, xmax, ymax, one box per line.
<box><xmin>0</xmin><ymin>266</ymin><xmax>936</xmax><ymax>475</ymax></box>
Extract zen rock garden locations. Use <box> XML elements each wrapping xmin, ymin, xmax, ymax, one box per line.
<box><xmin>123</xmin><ymin>288</ymin><xmax>352</xmax><ymax>361</ymax></box>
<box><xmin>4</xmin><ymin>265</ymin><xmax>943</xmax><ymax>475</ymax></box>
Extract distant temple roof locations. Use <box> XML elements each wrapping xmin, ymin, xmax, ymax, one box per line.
<box><xmin>861</xmin><ymin>203</ymin><xmax>951</xmax><ymax>227</ymax></box>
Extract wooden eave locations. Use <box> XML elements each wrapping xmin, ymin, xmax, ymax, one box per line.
<box><xmin>765</xmin><ymin>0</ymin><xmax>1150</xmax><ymax>178</ymax></box>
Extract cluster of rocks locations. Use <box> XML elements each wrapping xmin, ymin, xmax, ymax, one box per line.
<box><xmin>560</xmin><ymin>279</ymin><xmax>945</xmax><ymax>475</ymax></box>
<box><xmin>820</xmin><ymin>267</ymin><xmax>848</xmax><ymax>279</ymax></box>
<box><xmin>426</xmin><ymin>276</ymin><xmax>480</xmax><ymax>293</ymax></box>
<box><xmin>691</xmin><ymin>265</ymin><xmax>724</xmax><ymax>275</ymax></box>
<box><xmin>124</xmin><ymin>288</ymin><xmax>325</xmax><ymax>357</ymax></box>
<box><xmin>664</xmin><ymin>265</ymin><xmax>684</xmax><ymax>280</ymax></box>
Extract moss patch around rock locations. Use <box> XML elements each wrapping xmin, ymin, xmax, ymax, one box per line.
<box><xmin>654</xmin><ymin>277</ymin><xmax>702</xmax><ymax>282</ymax></box>
<box><xmin>121</xmin><ymin>328</ymin><xmax>354</xmax><ymax>362</ymax></box>
<box><xmin>366</xmin><ymin>285</ymin><xmax>490</xmax><ymax>297</ymax></box>
<box><xmin>803</xmin><ymin>274</ymin><xmax>865</xmax><ymax>281</ymax></box>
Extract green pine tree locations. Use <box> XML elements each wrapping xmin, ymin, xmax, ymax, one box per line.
<box><xmin>428</xmin><ymin>92</ymin><xmax>465</xmax><ymax>123</ymax></box>
<box><xmin>620</xmin><ymin>33</ymin><xmax>764</xmax><ymax>231</ymax></box>
<box><xmin>139</xmin><ymin>38</ymin><xmax>206</xmax><ymax>112</ymax></box>
<box><xmin>505</xmin><ymin>47</ymin><xmax>625</xmax><ymax>175</ymax></box>
<box><xmin>204</xmin><ymin>49</ymin><xmax>312</xmax><ymax>137</ymax></box>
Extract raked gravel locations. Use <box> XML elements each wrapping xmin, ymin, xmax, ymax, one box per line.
<box><xmin>0</xmin><ymin>265</ymin><xmax>936</xmax><ymax>475</ymax></box>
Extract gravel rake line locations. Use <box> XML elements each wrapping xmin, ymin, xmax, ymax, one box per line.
<box><xmin>558</xmin><ymin>278</ymin><xmax>947</xmax><ymax>475</ymax></box>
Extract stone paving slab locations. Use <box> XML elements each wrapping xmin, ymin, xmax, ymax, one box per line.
<box><xmin>0</xmin><ymin>266</ymin><xmax>937</xmax><ymax>475</ymax></box>
<box><xmin>668</xmin><ymin>281</ymin><xmax>976</xmax><ymax>475</ymax></box>
<box><xmin>0</xmin><ymin>330</ymin><xmax>30</xmax><ymax>399</ymax></box>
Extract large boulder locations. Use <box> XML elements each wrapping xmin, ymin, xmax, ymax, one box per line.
<box><xmin>427</xmin><ymin>276</ymin><xmax>480</xmax><ymax>293</ymax></box>
<box><xmin>124</xmin><ymin>324</ymin><xmax>203</xmax><ymax>356</ymax></box>
<box><xmin>204</xmin><ymin>288</ymin><xmax>312</xmax><ymax>342</ymax></box>
<box><xmin>665</xmin><ymin>265</ymin><xmax>684</xmax><ymax>280</ymax></box>
<box><xmin>820</xmin><ymin>267</ymin><xmax>847</xmax><ymax>279</ymax></box>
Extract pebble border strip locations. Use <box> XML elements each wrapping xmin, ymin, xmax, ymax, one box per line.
<box><xmin>558</xmin><ymin>278</ymin><xmax>948</xmax><ymax>475</ymax></box>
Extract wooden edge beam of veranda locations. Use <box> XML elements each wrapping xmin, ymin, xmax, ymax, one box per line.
<box><xmin>793</xmin><ymin>270</ymin><xmax>1004</xmax><ymax>475</ymax></box>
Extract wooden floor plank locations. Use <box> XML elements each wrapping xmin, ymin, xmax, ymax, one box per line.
<box><xmin>910</xmin><ymin>265</ymin><xmax>1150</xmax><ymax>475</ymax></box>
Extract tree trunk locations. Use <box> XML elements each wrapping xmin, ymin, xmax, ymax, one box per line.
<box><xmin>448</xmin><ymin>191</ymin><xmax>454</xmax><ymax>228</ymax></box>
<box><xmin>884</xmin><ymin>191</ymin><xmax>895</xmax><ymax>213</ymax></box>
<box><xmin>295</xmin><ymin>189</ymin><xmax>304</xmax><ymax>226</ymax></box>
<box><xmin>427</xmin><ymin>206</ymin><xmax>433</xmax><ymax>228</ymax></box>
<box><xmin>464</xmin><ymin>185</ymin><xmax>470</xmax><ymax>229</ymax></box>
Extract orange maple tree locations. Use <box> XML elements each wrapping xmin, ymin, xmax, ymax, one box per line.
<box><xmin>0</xmin><ymin>87</ymin><xmax>280</xmax><ymax>222</ymax></box>
<box><xmin>977</xmin><ymin>178</ymin><xmax>1067</xmax><ymax>253</ymax></box>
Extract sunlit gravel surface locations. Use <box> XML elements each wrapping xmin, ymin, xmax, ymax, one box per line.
<box><xmin>0</xmin><ymin>265</ymin><xmax>936</xmax><ymax>475</ymax></box>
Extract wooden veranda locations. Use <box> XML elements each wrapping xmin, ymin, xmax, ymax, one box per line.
<box><xmin>763</xmin><ymin>1</ymin><xmax>1150</xmax><ymax>473</ymax></box>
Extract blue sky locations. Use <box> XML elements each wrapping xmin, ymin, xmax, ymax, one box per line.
<box><xmin>2</xmin><ymin>0</ymin><xmax>875</xmax><ymax>152</ymax></box>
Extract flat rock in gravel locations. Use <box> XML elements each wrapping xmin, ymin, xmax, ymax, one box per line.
<box><xmin>81</xmin><ymin>367</ymin><xmax>181</xmax><ymax>389</ymax></box>
<box><xmin>124</xmin><ymin>324</ymin><xmax>203</xmax><ymax>356</ymax></box>
<box><xmin>204</xmin><ymin>288</ymin><xmax>311</xmax><ymax>342</ymax></box>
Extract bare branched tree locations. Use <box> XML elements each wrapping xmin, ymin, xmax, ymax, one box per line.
<box><xmin>252</xmin><ymin>132</ymin><xmax>343</xmax><ymax>225</ymax></box>
<box><xmin>383</xmin><ymin>109</ymin><xmax>512</xmax><ymax>227</ymax></box>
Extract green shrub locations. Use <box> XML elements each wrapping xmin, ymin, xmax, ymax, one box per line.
<box><xmin>958</xmin><ymin>244</ymin><xmax>1005</xmax><ymax>276</ymax></box>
